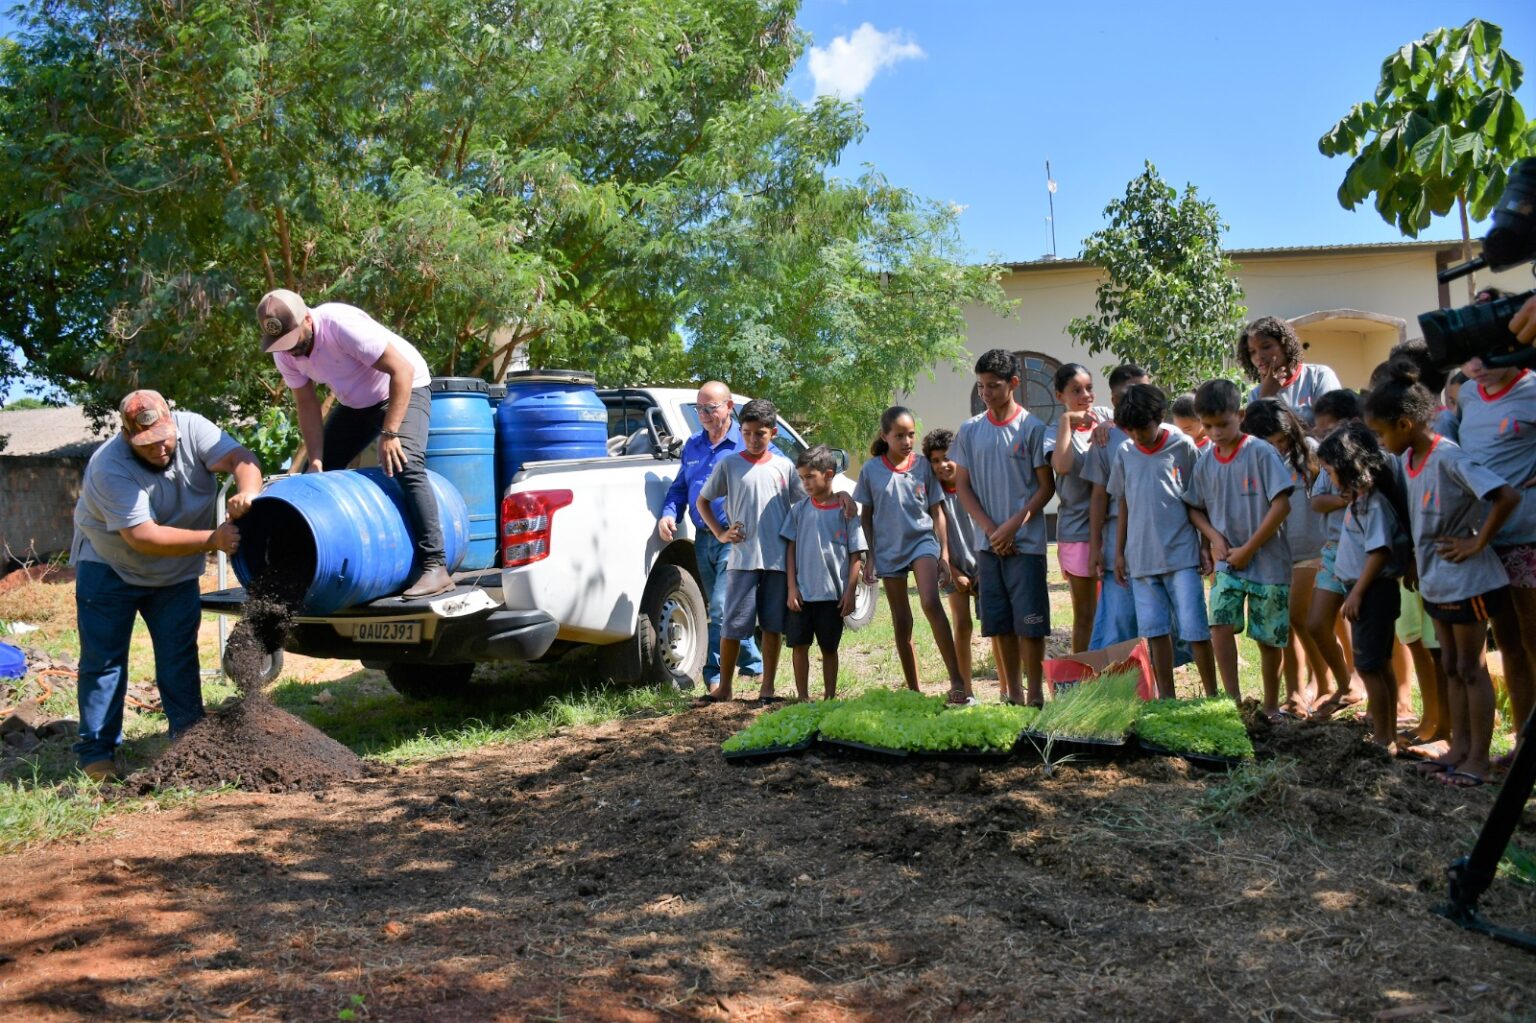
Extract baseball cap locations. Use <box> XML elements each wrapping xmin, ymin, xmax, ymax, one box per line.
<box><xmin>256</xmin><ymin>288</ymin><xmax>309</xmax><ymax>353</ymax></box>
<box><xmin>119</xmin><ymin>390</ymin><xmax>177</xmax><ymax>447</ymax></box>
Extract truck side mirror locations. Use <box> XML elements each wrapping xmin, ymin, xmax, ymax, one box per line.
<box><xmin>833</xmin><ymin>448</ymin><xmax>849</xmax><ymax>473</ymax></box>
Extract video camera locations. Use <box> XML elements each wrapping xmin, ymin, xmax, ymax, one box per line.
<box><xmin>1418</xmin><ymin>157</ymin><xmax>1536</xmax><ymax>370</ymax></box>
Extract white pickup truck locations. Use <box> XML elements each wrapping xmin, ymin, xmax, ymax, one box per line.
<box><xmin>200</xmin><ymin>387</ymin><xmax>859</xmax><ymax>700</ymax></box>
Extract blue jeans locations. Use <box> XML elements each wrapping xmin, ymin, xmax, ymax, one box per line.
<box><xmin>695</xmin><ymin>530</ymin><xmax>763</xmax><ymax>684</ymax></box>
<box><xmin>1089</xmin><ymin>572</ymin><xmax>1138</xmax><ymax>650</ymax></box>
<box><xmin>74</xmin><ymin>560</ymin><xmax>205</xmax><ymax>766</ymax></box>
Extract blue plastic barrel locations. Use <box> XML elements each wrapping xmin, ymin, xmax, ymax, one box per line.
<box><xmin>231</xmin><ymin>468</ymin><xmax>470</xmax><ymax>615</ymax></box>
<box><xmin>494</xmin><ymin>370</ymin><xmax>609</xmax><ymax>502</ymax></box>
<box><xmin>0</xmin><ymin>641</ymin><xmax>24</xmax><ymax>680</ymax></box>
<box><xmin>427</xmin><ymin>377</ymin><xmax>496</xmax><ymax>571</ymax></box>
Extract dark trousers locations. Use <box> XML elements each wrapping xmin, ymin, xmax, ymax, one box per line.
<box><xmin>323</xmin><ymin>386</ymin><xmax>445</xmax><ymax>569</ymax></box>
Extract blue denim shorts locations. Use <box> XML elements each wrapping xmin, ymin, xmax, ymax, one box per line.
<box><xmin>1314</xmin><ymin>542</ymin><xmax>1348</xmax><ymax>596</ymax></box>
<box><xmin>1130</xmin><ymin>567</ymin><xmax>1211</xmax><ymax>642</ymax></box>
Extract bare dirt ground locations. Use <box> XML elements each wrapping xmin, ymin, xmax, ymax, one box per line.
<box><xmin>1</xmin><ymin>700</ymin><xmax>1533</xmax><ymax>1023</ymax></box>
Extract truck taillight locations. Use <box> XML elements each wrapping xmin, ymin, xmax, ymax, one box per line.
<box><xmin>501</xmin><ymin>489</ymin><xmax>574</xmax><ymax>567</ymax></box>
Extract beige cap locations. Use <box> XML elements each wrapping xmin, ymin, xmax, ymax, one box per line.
<box><xmin>256</xmin><ymin>288</ymin><xmax>309</xmax><ymax>353</ymax></box>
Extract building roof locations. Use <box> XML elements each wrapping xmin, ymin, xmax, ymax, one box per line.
<box><xmin>0</xmin><ymin>406</ymin><xmax>113</xmax><ymax>458</ymax></box>
<box><xmin>1002</xmin><ymin>238</ymin><xmax>1467</xmax><ymax>273</ymax></box>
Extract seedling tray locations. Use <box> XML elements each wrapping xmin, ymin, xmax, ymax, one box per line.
<box><xmin>910</xmin><ymin>744</ymin><xmax>1015</xmax><ymax>763</ymax></box>
<box><xmin>1019</xmin><ymin>730</ymin><xmax>1131</xmax><ymax>762</ymax></box>
<box><xmin>821</xmin><ymin>738</ymin><xmax>909</xmax><ymax>762</ymax></box>
<box><xmin>1138</xmin><ymin>738</ymin><xmax>1249</xmax><ymax>772</ymax></box>
<box><xmin>722</xmin><ymin>737</ymin><xmax>816</xmax><ymax>763</ymax></box>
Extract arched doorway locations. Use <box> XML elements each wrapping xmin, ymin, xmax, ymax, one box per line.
<box><xmin>1287</xmin><ymin>309</ymin><xmax>1407</xmax><ymax>391</ymax></box>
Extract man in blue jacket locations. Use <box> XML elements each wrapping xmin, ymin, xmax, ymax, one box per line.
<box><xmin>656</xmin><ymin>381</ymin><xmax>763</xmax><ymax>688</ymax></box>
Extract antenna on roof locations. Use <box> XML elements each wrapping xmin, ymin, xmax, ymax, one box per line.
<box><xmin>1045</xmin><ymin>160</ymin><xmax>1059</xmax><ymax>260</ymax></box>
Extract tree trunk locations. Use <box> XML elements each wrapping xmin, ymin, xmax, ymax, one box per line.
<box><xmin>1458</xmin><ymin>193</ymin><xmax>1475</xmax><ymax>303</ymax></box>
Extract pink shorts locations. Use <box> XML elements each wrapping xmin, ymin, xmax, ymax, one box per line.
<box><xmin>1496</xmin><ymin>544</ymin><xmax>1536</xmax><ymax>588</ymax></box>
<box><xmin>1058</xmin><ymin>541</ymin><xmax>1092</xmax><ymax>579</ymax></box>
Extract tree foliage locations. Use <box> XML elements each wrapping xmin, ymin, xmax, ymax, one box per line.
<box><xmin>0</xmin><ymin>0</ymin><xmax>1003</xmax><ymax>448</ymax></box>
<box><xmin>1319</xmin><ymin>18</ymin><xmax>1536</xmax><ymax>244</ymax></box>
<box><xmin>1066</xmin><ymin>162</ymin><xmax>1246</xmax><ymax>393</ymax></box>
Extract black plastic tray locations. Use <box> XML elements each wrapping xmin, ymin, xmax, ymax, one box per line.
<box><xmin>1018</xmin><ymin>730</ymin><xmax>1131</xmax><ymax>761</ymax></box>
<box><xmin>910</xmin><ymin>744</ymin><xmax>1015</xmax><ymax>763</ymax></box>
<box><xmin>821</xmin><ymin>738</ymin><xmax>909</xmax><ymax>762</ymax></box>
<box><xmin>722</xmin><ymin>737</ymin><xmax>816</xmax><ymax>763</ymax></box>
<box><xmin>1138</xmin><ymin>738</ymin><xmax>1250</xmax><ymax>771</ymax></box>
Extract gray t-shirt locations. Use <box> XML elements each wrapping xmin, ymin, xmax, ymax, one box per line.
<box><xmin>1401</xmin><ymin>437</ymin><xmax>1510</xmax><ymax>603</ymax></box>
<box><xmin>781</xmin><ymin>498</ymin><xmax>869</xmax><ymax>602</ymax></box>
<box><xmin>1181</xmin><ymin>435</ymin><xmax>1296</xmax><ymax>585</ymax></box>
<box><xmin>1311</xmin><ymin>470</ymin><xmax>1347</xmax><ymax>545</ymax></box>
<box><xmin>1283</xmin><ymin>439</ymin><xmax>1325</xmax><ymax>563</ymax></box>
<box><xmin>1079</xmin><ymin>423</ymin><xmax>1128</xmax><ymax>571</ymax></box>
<box><xmin>1432</xmin><ymin>406</ymin><xmax>1460</xmax><ymax>444</ymax></box>
<box><xmin>853</xmin><ymin>454</ymin><xmax>943</xmax><ymax>577</ymax></box>
<box><xmin>1048</xmin><ymin>406</ymin><xmax>1114</xmax><ymax>545</ymax></box>
<box><xmin>940</xmin><ymin>488</ymin><xmax>979</xmax><ymax>580</ymax></box>
<box><xmin>71</xmin><ymin>411</ymin><xmax>241</xmax><ymax>587</ymax></box>
<box><xmin>1106</xmin><ymin>429</ymin><xmax>1201</xmax><ymax>578</ymax></box>
<box><xmin>1334</xmin><ymin>490</ymin><xmax>1409</xmax><ymax>585</ymax></box>
<box><xmin>1457</xmin><ymin>370</ymin><xmax>1536</xmax><ymax>546</ymax></box>
<box><xmin>698</xmin><ymin>450</ymin><xmax>805</xmax><ymax>572</ymax></box>
<box><xmin>1247</xmin><ymin>362</ymin><xmax>1342</xmax><ymax>427</ymax></box>
<box><xmin>950</xmin><ymin>407</ymin><xmax>1051</xmax><ymax>555</ymax></box>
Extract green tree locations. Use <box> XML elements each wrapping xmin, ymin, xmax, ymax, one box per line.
<box><xmin>1066</xmin><ymin>162</ymin><xmax>1246</xmax><ymax>393</ymax></box>
<box><xmin>1319</xmin><ymin>18</ymin><xmax>1536</xmax><ymax>296</ymax></box>
<box><xmin>0</xmin><ymin>0</ymin><xmax>1002</xmax><ymax>449</ymax></box>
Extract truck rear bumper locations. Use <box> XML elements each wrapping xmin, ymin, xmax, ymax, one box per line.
<box><xmin>200</xmin><ymin>584</ymin><xmax>559</xmax><ymax>664</ymax></box>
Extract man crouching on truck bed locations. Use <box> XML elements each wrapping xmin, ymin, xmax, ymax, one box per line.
<box><xmin>256</xmin><ymin>288</ymin><xmax>452</xmax><ymax>599</ymax></box>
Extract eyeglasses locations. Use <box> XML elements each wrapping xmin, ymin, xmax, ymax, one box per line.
<box><xmin>697</xmin><ymin>401</ymin><xmax>728</xmax><ymax>415</ymax></box>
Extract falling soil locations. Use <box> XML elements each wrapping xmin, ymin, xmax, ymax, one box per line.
<box><xmin>129</xmin><ymin>569</ymin><xmax>366</xmax><ymax>793</ymax></box>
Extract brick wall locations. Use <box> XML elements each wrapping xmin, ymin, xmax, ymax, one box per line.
<box><xmin>0</xmin><ymin>456</ymin><xmax>89</xmax><ymax>563</ymax></box>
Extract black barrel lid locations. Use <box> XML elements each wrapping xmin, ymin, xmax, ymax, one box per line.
<box><xmin>505</xmin><ymin>369</ymin><xmax>597</xmax><ymax>387</ymax></box>
<box><xmin>487</xmin><ymin>383</ymin><xmax>507</xmax><ymax>399</ymax></box>
<box><xmin>429</xmin><ymin>376</ymin><xmax>490</xmax><ymax>394</ymax></box>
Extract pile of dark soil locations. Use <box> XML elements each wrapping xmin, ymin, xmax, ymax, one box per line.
<box><xmin>131</xmin><ymin>570</ymin><xmax>366</xmax><ymax>793</ymax></box>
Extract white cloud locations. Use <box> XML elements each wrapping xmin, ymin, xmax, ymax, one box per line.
<box><xmin>807</xmin><ymin>23</ymin><xmax>924</xmax><ymax>100</ymax></box>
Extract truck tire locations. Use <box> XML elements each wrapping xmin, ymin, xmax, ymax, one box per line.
<box><xmin>383</xmin><ymin>661</ymin><xmax>477</xmax><ymax>701</ymax></box>
<box><xmin>600</xmin><ymin>564</ymin><xmax>706</xmax><ymax>689</ymax></box>
<box><xmin>223</xmin><ymin>645</ymin><xmax>283</xmax><ymax>687</ymax></box>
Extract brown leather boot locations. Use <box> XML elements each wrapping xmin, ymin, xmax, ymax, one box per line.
<box><xmin>402</xmin><ymin>565</ymin><xmax>454</xmax><ymax>598</ymax></box>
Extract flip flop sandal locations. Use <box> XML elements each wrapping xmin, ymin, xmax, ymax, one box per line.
<box><xmin>1413</xmin><ymin>760</ymin><xmax>1454</xmax><ymax>776</ymax></box>
<box><xmin>1438</xmin><ymin>768</ymin><xmax>1487</xmax><ymax>789</ymax></box>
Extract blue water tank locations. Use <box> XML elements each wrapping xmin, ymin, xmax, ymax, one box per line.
<box><xmin>495</xmin><ymin>370</ymin><xmax>608</xmax><ymax>502</ymax></box>
<box><xmin>231</xmin><ymin>468</ymin><xmax>470</xmax><ymax>615</ymax></box>
<box><xmin>427</xmin><ymin>377</ymin><xmax>496</xmax><ymax>571</ymax></box>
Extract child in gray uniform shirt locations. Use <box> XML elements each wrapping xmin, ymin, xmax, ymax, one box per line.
<box><xmin>783</xmin><ymin>446</ymin><xmax>868</xmax><ymax>701</ymax></box>
<box><xmin>924</xmin><ymin>428</ymin><xmax>986</xmax><ymax>696</ymax></box>
<box><xmin>1365</xmin><ymin>359</ymin><xmax>1520</xmax><ymax>789</ymax></box>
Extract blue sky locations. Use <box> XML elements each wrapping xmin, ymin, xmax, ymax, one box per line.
<box><xmin>789</xmin><ymin>0</ymin><xmax>1536</xmax><ymax>261</ymax></box>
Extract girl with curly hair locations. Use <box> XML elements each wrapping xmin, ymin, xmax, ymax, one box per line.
<box><xmin>1238</xmin><ymin>316</ymin><xmax>1341</xmax><ymax>427</ymax></box>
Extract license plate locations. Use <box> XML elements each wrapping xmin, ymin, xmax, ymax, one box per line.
<box><xmin>353</xmin><ymin>621</ymin><xmax>421</xmax><ymax>644</ymax></box>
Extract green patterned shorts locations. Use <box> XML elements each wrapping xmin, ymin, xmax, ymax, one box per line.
<box><xmin>1209</xmin><ymin>571</ymin><xmax>1291</xmax><ymax>648</ymax></box>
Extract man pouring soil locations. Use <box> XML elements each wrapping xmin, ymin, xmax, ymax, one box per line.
<box><xmin>70</xmin><ymin>390</ymin><xmax>263</xmax><ymax>782</ymax></box>
<box><xmin>257</xmin><ymin>288</ymin><xmax>452</xmax><ymax>598</ymax></box>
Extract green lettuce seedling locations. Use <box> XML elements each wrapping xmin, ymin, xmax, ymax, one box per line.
<box><xmin>1135</xmin><ymin>697</ymin><xmax>1254</xmax><ymax>759</ymax></box>
<box><xmin>722</xmin><ymin>700</ymin><xmax>841</xmax><ymax>752</ymax></box>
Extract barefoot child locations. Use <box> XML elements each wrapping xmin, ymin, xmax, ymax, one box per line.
<box><xmin>857</xmin><ymin>407</ymin><xmax>971</xmax><ymax>702</ymax></box>
<box><xmin>1108</xmin><ymin>384</ymin><xmax>1217</xmax><ymax>697</ymax></box>
<box><xmin>924</xmin><ymin>428</ymin><xmax>984</xmax><ymax>693</ymax></box>
<box><xmin>783</xmin><ymin>446</ymin><xmax>867</xmax><ymax>700</ymax></box>
<box><xmin>696</xmin><ymin>398</ymin><xmax>804</xmax><ymax>702</ymax></box>
<box><xmin>1317</xmin><ymin>422</ymin><xmax>1411</xmax><ymax>750</ymax></box>
<box><xmin>952</xmin><ymin>349</ymin><xmax>1056</xmax><ymax>705</ymax></box>
<box><xmin>1048</xmin><ymin>364</ymin><xmax>1114</xmax><ymax>653</ymax></box>
<box><xmin>1081</xmin><ymin>364</ymin><xmax>1151</xmax><ymax>650</ymax></box>
<box><xmin>1182</xmin><ymin>379</ymin><xmax>1294</xmax><ymax>708</ymax></box>
<box><xmin>1365</xmin><ymin>356</ymin><xmax>1519</xmax><ymax>788</ymax></box>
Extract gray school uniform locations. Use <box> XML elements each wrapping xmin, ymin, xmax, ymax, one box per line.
<box><xmin>698</xmin><ymin>450</ymin><xmax>804</xmax><ymax>571</ymax></box>
<box><xmin>853</xmin><ymin>454</ymin><xmax>942</xmax><ymax>577</ymax></box>
<box><xmin>1432</xmin><ymin>406</ymin><xmax>1460</xmax><ymax>444</ymax></box>
<box><xmin>1284</xmin><ymin>439</ymin><xmax>1325</xmax><ymax>563</ymax></box>
<box><xmin>1247</xmin><ymin>362</ymin><xmax>1342</xmax><ymax>427</ymax></box>
<box><xmin>951</xmin><ymin>407</ymin><xmax>1051</xmax><ymax>555</ymax></box>
<box><xmin>1048</xmin><ymin>406</ymin><xmax>1115</xmax><ymax>545</ymax></box>
<box><xmin>1311</xmin><ymin>471</ymin><xmax>1346</xmax><ymax>545</ymax></box>
<box><xmin>1401</xmin><ymin>437</ymin><xmax>1511</xmax><ymax>603</ymax></box>
<box><xmin>1106</xmin><ymin>429</ymin><xmax>1202</xmax><ymax>578</ymax></box>
<box><xmin>781</xmin><ymin>498</ymin><xmax>868</xmax><ymax>602</ymax></box>
<box><xmin>1079</xmin><ymin>422</ymin><xmax>1128</xmax><ymax>571</ymax></box>
<box><xmin>1457</xmin><ymin>370</ymin><xmax>1536</xmax><ymax>546</ymax></box>
<box><xmin>940</xmin><ymin>488</ymin><xmax>979</xmax><ymax>581</ymax></box>
<box><xmin>1181</xmin><ymin>435</ymin><xmax>1296</xmax><ymax>586</ymax></box>
<box><xmin>1334</xmin><ymin>490</ymin><xmax>1409</xmax><ymax>585</ymax></box>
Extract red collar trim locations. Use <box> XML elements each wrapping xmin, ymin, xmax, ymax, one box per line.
<box><xmin>882</xmin><ymin>453</ymin><xmax>916</xmax><ymax>473</ymax></box>
<box><xmin>812</xmin><ymin>497</ymin><xmax>842</xmax><ymax>509</ymax></box>
<box><xmin>739</xmin><ymin>448</ymin><xmax>773</xmax><ymax>464</ymax></box>
<box><xmin>1135</xmin><ymin>428</ymin><xmax>1169</xmax><ymax>455</ymax></box>
<box><xmin>1406</xmin><ymin>435</ymin><xmax>1442</xmax><ymax>479</ymax></box>
<box><xmin>1213</xmin><ymin>435</ymin><xmax>1248</xmax><ymax>464</ymax></box>
<box><xmin>1194</xmin><ymin>436</ymin><xmax>1210</xmax><ymax>449</ymax></box>
<box><xmin>1275</xmin><ymin>361</ymin><xmax>1303</xmax><ymax>388</ymax></box>
<box><xmin>986</xmin><ymin>405</ymin><xmax>1022</xmax><ymax>426</ymax></box>
<box><xmin>941</xmin><ymin>481</ymin><xmax>957</xmax><ymax>494</ymax></box>
<box><xmin>1478</xmin><ymin>369</ymin><xmax>1528</xmax><ymax>402</ymax></box>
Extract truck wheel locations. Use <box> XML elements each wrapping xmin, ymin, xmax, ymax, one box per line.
<box><xmin>223</xmin><ymin>645</ymin><xmax>283</xmax><ymax>687</ymax></box>
<box><xmin>601</xmin><ymin>564</ymin><xmax>706</xmax><ymax>689</ymax></box>
<box><xmin>383</xmin><ymin>662</ymin><xmax>477</xmax><ymax>701</ymax></box>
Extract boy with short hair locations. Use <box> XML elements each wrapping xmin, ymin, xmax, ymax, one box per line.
<box><xmin>782</xmin><ymin>445</ymin><xmax>868</xmax><ymax>700</ymax></box>
<box><xmin>951</xmin><ymin>349</ymin><xmax>1055</xmax><ymax>706</ymax></box>
<box><xmin>923</xmin><ymin>428</ymin><xmax>983</xmax><ymax>691</ymax></box>
<box><xmin>1080</xmin><ymin>364</ymin><xmax>1150</xmax><ymax>649</ymax></box>
<box><xmin>1109</xmin><ymin>384</ymin><xmax>1218</xmax><ymax>697</ymax></box>
<box><xmin>1182</xmin><ymin>379</ymin><xmax>1295</xmax><ymax>708</ymax></box>
<box><xmin>1171</xmin><ymin>392</ymin><xmax>1209</xmax><ymax>451</ymax></box>
<box><xmin>697</xmin><ymin>398</ymin><xmax>805</xmax><ymax>702</ymax></box>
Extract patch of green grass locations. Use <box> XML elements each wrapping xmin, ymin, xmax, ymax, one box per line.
<box><xmin>1500</xmin><ymin>843</ymin><xmax>1536</xmax><ymax>887</ymax></box>
<box><xmin>0</xmin><ymin>768</ymin><xmax>218</xmax><ymax>854</ymax></box>
<box><xmin>1195</xmin><ymin>758</ymin><xmax>1297</xmax><ymax>826</ymax></box>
